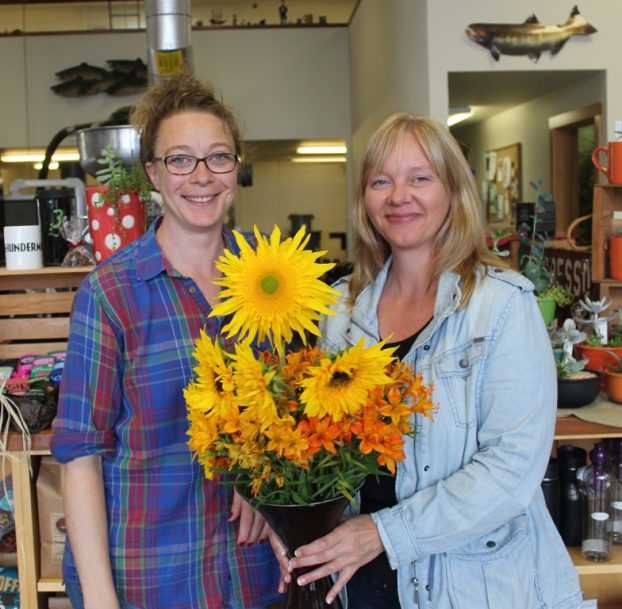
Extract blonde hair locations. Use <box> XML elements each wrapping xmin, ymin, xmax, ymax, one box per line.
<box><xmin>349</xmin><ymin>112</ymin><xmax>504</xmax><ymax>306</ymax></box>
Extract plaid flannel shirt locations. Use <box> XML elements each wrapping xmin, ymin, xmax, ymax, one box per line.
<box><xmin>51</xmin><ymin>219</ymin><xmax>281</xmax><ymax>609</ymax></box>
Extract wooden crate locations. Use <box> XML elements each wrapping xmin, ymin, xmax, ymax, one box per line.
<box><xmin>0</xmin><ymin>267</ymin><xmax>92</xmax><ymax>361</ymax></box>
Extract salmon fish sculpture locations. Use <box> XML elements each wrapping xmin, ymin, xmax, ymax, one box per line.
<box><xmin>466</xmin><ymin>5</ymin><xmax>596</xmax><ymax>62</ymax></box>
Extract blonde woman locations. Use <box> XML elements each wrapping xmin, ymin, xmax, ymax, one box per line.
<box><xmin>286</xmin><ymin>113</ymin><xmax>583</xmax><ymax>609</ymax></box>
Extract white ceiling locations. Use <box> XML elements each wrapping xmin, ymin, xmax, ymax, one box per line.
<box><xmin>247</xmin><ymin>71</ymin><xmax>604</xmax><ymax>161</ymax></box>
<box><xmin>448</xmin><ymin>70</ymin><xmax>601</xmax><ymax>124</ymax></box>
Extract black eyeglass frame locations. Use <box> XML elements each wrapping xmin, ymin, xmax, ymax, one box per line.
<box><xmin>152</xmin><ymin>153</ymin><xmax>241</xmax><ymax>175</ymax></box>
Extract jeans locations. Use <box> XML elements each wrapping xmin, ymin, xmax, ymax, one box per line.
<box><xmin>346</xmin><ymin>569</ymin><xmax>400</xmax><ymax>609</ymax></box>
<box><xmin>64</xmin><ymin>577</ymin><xmax>279</xmax><ymax>609</ymax></box>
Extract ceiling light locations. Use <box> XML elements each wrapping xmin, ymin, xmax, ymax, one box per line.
<box><xmin>0</xmin><ymin>149</ymin><xmax>80</xmax><ymax>163</ymax></box>
<box><xmin>292</xmin><ymin>156</ymin><xmax>347</xmax><ymax>163</ymax></box>
<box><xmin>447</xmin><ymin>107</ymin><xmax>473</xmax><ymax>127</ymax></box>
<box><xmin>296</xmin><ymin>144</ymin><xmax>347</xmax><ymax>155</ymax></box>
<box><xmin>33</xmin><ymin>162</ymin><xmax>59</xmax><ymax>171</ymax></box>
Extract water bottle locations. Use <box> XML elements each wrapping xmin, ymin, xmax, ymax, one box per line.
<box><xmin>557</xmin><ymin>445</ymin><xmax>586</xmax><ymax>546</ymax></box>
<box><xmin>610</xmin><ymin>439</ymin><xmax>622</xmax><ymax>545</ymax></box>
<box><xmin>541</xmin><ymin>457</ymin><xmax>560</xmax><ymax>527</ymax></box>
<box><xmin>578</xmin><ymin>442</ymin><xmax>614</xmax><ymax>561</ymax></box>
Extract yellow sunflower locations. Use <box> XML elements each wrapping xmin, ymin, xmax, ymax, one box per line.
<box><xmin>184</xmin><ymin>329</ymin><xmax>236</xmax><ymax>418</ymax></box>
<box><xmin>210</xmin><ymin>225</ymin><xmax>340</xmax><ymax>355</ymax></box>
<box><xmin>232</xmin><ymin>341</ymin><xmax>280</xmax><ymax>428</ymax></box>
<box><xmin>299</xmin><ymin>339</ymin><xmax>396</xmax><ymax>421</ymax></box>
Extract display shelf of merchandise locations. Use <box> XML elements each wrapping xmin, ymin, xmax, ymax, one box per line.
<box><xmin>554</xmin><ymin>413</ymin><xmax>622</xmax><ymax>606</ymax></box>
<box><xmin>591</xmin><ymin>185</ymin><xmax>622</xmax><ymax>283</ymax></box>
<box><xmin>1</xmin><ymin>266</ymin><xmax>91</xmax><ymax>609</ymax></box>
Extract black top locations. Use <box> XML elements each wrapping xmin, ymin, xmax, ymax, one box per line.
<box><xmin>358</xmin><ymin>320</ymin><xmax>430</xmax><ymax>583</ymax></box>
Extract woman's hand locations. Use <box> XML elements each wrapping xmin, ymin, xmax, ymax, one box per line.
<box><xmin>289</xmin><ymin>514</ymin><xmax>385</xmax><ymax>604</ymax></box>
<box><xmin>229</xmin><ymin>489</ymin><xmax>270</xmax><ymax>545</ymax></box>
<box><xmin>268</xmin><ymin>530</ymin><xmax>293</xmax><ymax>594</ymax></box>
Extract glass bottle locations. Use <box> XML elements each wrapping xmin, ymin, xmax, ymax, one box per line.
<box><xmin>610</xmin><ymin>439</ymin><xmax>622</xmax><ymax>545</ymax></box>
<box><xmin>578</xmin><ymin>442</ymin><xmax>613</xmax><ymax>561</ymax></box>
<box><xmin>557</xmin><ymin>445</ymin><xmax>586</xmax><ymax>546</ymax></box>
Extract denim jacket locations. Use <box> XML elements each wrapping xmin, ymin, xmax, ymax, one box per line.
<box><xmin>319</xmin><ymin>260</ymin><xmax>583</xmax><ymax>609</ymax></box>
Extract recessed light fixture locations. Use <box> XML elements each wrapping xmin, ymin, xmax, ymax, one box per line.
<box><xmin>33</xmin><ymin>162</ymin><xmax>60</xmax><ymax>170</ymax></box>
<box><xmin>296</xmin><ymin>144</ymin><xmax>347</xmax><ymax>155</ymax></box>
<box><xmin>0</xmin><ymin>149</ymin><xmax>80</xmax><ymax>163</ymax></box>
<box><xmin>447</xmin><ymin>107</ymin><xmax>473</xmax><ymax>127</ymax></box>
<box><xmin>291</xmin><ymin>156</ymin><xmax>347</xmax><ymax>163</ymax></box>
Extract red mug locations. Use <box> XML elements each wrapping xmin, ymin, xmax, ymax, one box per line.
<box><xmin>592</xmin><ymin>141</ymin><xmax>622</xmax><ymax>185</ymax></box>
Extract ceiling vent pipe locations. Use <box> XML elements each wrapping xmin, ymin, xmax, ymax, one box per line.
<box><xmin>146</xmin><ymin>0</ymin><xmax>193</xmax><ymax>84</ymax></box>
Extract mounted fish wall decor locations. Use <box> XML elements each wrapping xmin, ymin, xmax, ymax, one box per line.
<box><xmin>51</xmin><ymin>59</ymin><xmax>147</xmax><ymax>97</ymax></box>
<box><xmin>466</xmin><ymin>5</ymin><xmax>596</xmax><ymax>62</ymax></box>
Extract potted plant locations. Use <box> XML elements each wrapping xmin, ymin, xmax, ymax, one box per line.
<box><xmin>538</xmin><ymin>282</ymin><xmax>575</xmax><ymax>325</ymax></box>
<box><xmin>519</xmin><ymin>180</ymin><xmax>575</xmax><ymax>325</ymax></box>
<box><xmin>553</xmin><ymin>319</ymin><xmax>600</xmax><ymax>409</ymax></box>
<box><xmin>602</xmin><ymin>351</ymin><xmax>622</xmax><ymax>403</ymax></box>
<box><xmin>85</xmin><ymin>145</ymin><xmax>153</xmax><ymax>263</ymax></box>
<box><xmin>573</xmin><ymin>296</ymin><xmax>622</xmax><ymax>379</ymax></box>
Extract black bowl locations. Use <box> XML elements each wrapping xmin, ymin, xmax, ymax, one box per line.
<box><xmin>557</xmin><ymin>374</ymin><xmax>600</xmax><ymax>409</ymax></box>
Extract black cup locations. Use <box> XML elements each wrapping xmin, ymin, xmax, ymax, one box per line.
<box><xmin>36</xmin><ymin>188</ymin><xmax>73</xmax><ymax>266</ymax></box>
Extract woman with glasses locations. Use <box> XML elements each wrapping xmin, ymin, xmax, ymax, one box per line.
<box><xmin>51</xmin><ymin>73</ymin><xmax>281</xmax><ymax>609</ymax></box>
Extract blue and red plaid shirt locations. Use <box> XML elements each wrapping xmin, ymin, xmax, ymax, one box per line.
<box><xmin>51</xmin><ymin>219</ymin><xmax>281</xmax><ymax>609</ymax></box>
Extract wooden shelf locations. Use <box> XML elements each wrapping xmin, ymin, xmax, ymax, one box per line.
<box><xmin>7</xmin><ymin>430</ymin><xmax>52</xmax><ymax>453</ymax></box>
<box><xmin>591</xmin><ymin>185</ymin><xmax>622</xmax><ymax>283</ymax></box>
<box><xmin>555</xmin><ymin>416</ymin><xmax>622</xmax><ymax>440</ymax></box>
<box><xmin>37</xmin><ymin>578</ymin><xmax>64</xmax><ymax>593</ymax></box>
<box><xmin>0</xmin><ymin>265</ymin><xmax>93</xmax><ymax>292</ymax></box>
<box><xmin>568</xmin><ymin>544</ymin><xmax>622</xmax><ymax>575</ymax></box>
<box><xmin>0</xmin><ymin>266</ymin><xmax>93</xmax><ymax>609</ymax></box>
<box><xmin>0</xmin><ymin>266</ymin><xmax>93</xmax><ymax>276</ymax></box>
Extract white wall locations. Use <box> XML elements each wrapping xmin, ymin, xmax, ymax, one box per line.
<box><xmin>0</xmin><ymin>26</ymin><xmax>350</xmax><ymax>147</ymax></box>
<box><xmin>425</xmin><ymin>1</ymin><xmax>615</xmax><ymax>136</ymax></box>
<box><xmin>348</xmin><ymin>0</ymin><xmax>429</xmax><ymax>168</ymax></box>
<box><xmin>452</xmin><ymin>71</ymin><xmax>606</xmax><ymax>197</ymax></box>
<box><xmin>235</xmin><ymin>161</ymin><xmax>348</xmax><ymax>261</ymax></box>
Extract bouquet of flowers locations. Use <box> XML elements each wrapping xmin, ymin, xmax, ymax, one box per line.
<box><xmin>185</xmin><ymin>226</ymin><xmax>435</xmax><ymax>507</ymax></box>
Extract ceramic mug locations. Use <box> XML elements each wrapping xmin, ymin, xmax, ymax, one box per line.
<box><xmin>4</xmin><ymin>224</ymin><xmax>43</xmax><ymax>270</ymax></box>
<box><xmin>592</xmin><ymin>141</ymin><xmax>622</xmax><ymax>185</ymax></box>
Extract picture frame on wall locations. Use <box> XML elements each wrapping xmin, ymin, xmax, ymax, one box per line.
<box><xmin>484</xmin><ymin>142</ymin><xmax>522</xmax><ymax>227</ymax></box>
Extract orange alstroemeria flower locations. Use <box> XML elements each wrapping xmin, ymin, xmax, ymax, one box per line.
<box><xmin>298</xmin><ymin>417</ymin><xmax>342</xmax><ymax>455</ymax></box>
<box><xmin>266</xmin><ymin>423</ymin><xmax>310</xmax><ymax>462</ymax></box>
<box><xmin>375</xmin><ymin>429</ymin><xmax>406</xmax><ymax>474</ymax></box>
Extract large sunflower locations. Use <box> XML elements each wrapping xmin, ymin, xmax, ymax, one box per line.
<box><xmin>210</xmin><ymin>225</ymin><xmax>340</xmax><ymax>355</ymax></box>
<box><xmin>299</xmin><ymin>339</ymin><xmax>396</xmax><ymax>421</ymax></box>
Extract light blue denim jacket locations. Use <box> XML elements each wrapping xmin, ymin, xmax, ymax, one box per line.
<box><xmin>319</xmin><ymin>260</ymin><xmax>583</xmax><ymax>609</ymax></box>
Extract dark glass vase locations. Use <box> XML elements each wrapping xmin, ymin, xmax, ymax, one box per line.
<box><xmin>258</xmin><ymin>496</ymin><xmax>350</xmax><ymax>609</ymax></box>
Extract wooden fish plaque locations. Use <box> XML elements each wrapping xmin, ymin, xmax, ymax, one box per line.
<box><xmin>466</xmin><ymin>5</ymin><xmax>596</xmax><ymax>62</ymax></box>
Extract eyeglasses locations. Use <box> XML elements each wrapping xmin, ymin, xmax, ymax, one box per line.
<box><xmin>153</xmin><ymin>152</ymin><xmax>240</xmax><ymax>175</ymax></box>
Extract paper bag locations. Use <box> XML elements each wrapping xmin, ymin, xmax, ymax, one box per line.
<box><xmin>36</xmin><ymin>457</ymin><xmax>66</xmax><ymax>579</ymax></box>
